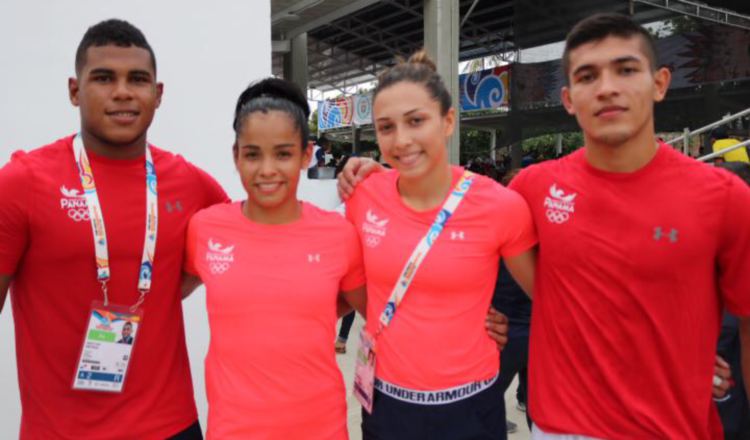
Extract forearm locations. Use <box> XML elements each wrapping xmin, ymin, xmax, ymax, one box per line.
<box><xmin>180</xmin><ymin>273</ymin><xmax>203</xmax><ymax>299</ymax></box>
<box><xmin>340</xmin><ymin>286</ymin><xmax>367</xmax><ymax>317</ymax></box>
<box><xmin>336</xmin><ymin>296</ymin><xmax>354</xmax><ymax>318</ymax></box>
<box><xmin>0</xmin><ymin>274</ymin><xmax>10</xmax><ymax>314</ymax></box>
<box><xmin>504</xmin><ymin>247</ymin><xmax>537</xmax><ymax>298</ymax></box>
<box><xmin>740</xmin><ymin>317</ymin><xmax>750</xmax><ymax>399</ymax></box>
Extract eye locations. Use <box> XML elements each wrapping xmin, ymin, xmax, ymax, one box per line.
<box><xmin>92</xmin><ymin>75</ymin><xmax>112</xmax><ymax>83</ymax></box>
<box><xmin>377</xmin><ymin>123</ymin><xmax>393</xmax><ymax>133</ymax></box>
<box><xmin>408</xmin><ymin>117</ymin><xmax>423</xmax><ymax>126</ymax></box>
<box><xmin>243</xmin><ymin>151</ymin><xmax>259</xmax><ymax>160</ymax></box>
<box><xmin>277</xmin><ymin>151</ymin><xmax>292</xmax><ymax>159</ymax></box>
<box><xmin>576</xmin><ymin>72</ymin><xmax>595</xmax><ymax>84</ymax></box>
<box><xmin>619</xmin><ymin>66</ymin><xmax>637</xmax><ymax>75</ymax></box>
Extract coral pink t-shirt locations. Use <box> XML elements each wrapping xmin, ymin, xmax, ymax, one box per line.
<box><xmin>186</xmin><ymin>202</ymin><xmax>365</xmax><ymax>439</ymax></box>
<box><xmin>346</xmin><ymin>166</ymin><xmax>537</xmax><ymax>390</ymax></box>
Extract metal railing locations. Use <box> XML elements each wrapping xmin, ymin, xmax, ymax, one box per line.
<box><xmin>634</xmin><ymin>0</ymin><xmax>750</xmax><ymax>31</ymax></box>
<box><xmin>665</xmin><ymin>107</ymin><xmax>750</xmax><ymax>146</ymax></box>
<box><xmin>697</xmin><ymin>138</ymin><xmax>750</xmax><ymax>162</ymax></box>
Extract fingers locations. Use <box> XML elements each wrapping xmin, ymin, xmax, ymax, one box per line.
<box><xmin>486</xmin><ymin>307</ymin><xmax>509</xmax><ymax>350</ymax></box>
<box><xmin>715</xmin><ymin>354</ymin><xmax>730</xmax><ymax>369</ymax></box>
<box><xmin>336</xmin><ymin>158</ymin><xmax>383</xmax><ymax>200</ymax></box>
<box><xmin>489</xmin><ymin>331</ymin><xmax>508</xmax><ymax>351</ymax></box>
<box><xmin>712</xmin><ymin>355</ymin><xmax>733</xmax><ymax>398</ymax></box>
<box><xmin>712</xmin><ymin>375</ymin><xmax>730</xmax><ymax>398</ymax></box>
<box><xmin>357</xmin><ymin>159</ymin><xmax>380</xmax><ymax>181</ymax></box>
<box><xmin>337</xmin><ymin>158</ymin><xmax>362</xmax><ymax>200</ymax></box>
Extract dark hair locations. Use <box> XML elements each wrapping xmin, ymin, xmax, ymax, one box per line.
<box><xmin>123</xmin><ymin>321</ymin><xmax>133</xmax><ymax>328</ymax></box>
<box><xmin>232</xmin><ymin>77</ymin><xmax>310</xmax><ymax>153</ymax></box>
<box><xmin>75</xmin><ymin>19</ymin><xmax>156</xmax><ymax>75</ymax></box>
<box><xmin>711</xmin><ymin>126</ymin><xmax>729</xmax><ymax>140</ymax></box>
<box><xmin>373</xmin><ymin>49</ymin><xmax>452</xmax><ymax>115</ymax></box>
<box><xmin>562</xmin><ymin>13</ymin><xmax>658</xmax><ymax>80</ymax></box>
<box><xmin>717</xmin><ymin>161</ymin><xmax>750</xmax><ymax>185</ymax></box>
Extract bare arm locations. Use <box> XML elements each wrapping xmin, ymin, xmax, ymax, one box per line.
<box><xmin>181</xmin><ymin>273</ymin><xmax>203</xmax><ymax>299</ymax></box>
<box><xmin>337</xmin><ymin>158</ymin><xmax>384</xmax><ymax>200</ymax></box>
<box><xmin>741</xmin><ymin>317</ymin><xmax>750</xmax><ymax>399</ymax></box>
<box><xmin>338</xmin><ymin>285</ymin><xmax>367</xmax><ymax>318</ymax></box>
<box><xmin>0</xmin><ymin>274</ymin><xmax>9</xmax><ymax>314</ymax></box>
<box><xmin>503</xmin><ymin>247</ymin><xmax>537</xmax><ymax>298</ymax></box>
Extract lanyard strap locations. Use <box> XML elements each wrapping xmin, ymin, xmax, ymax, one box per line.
<box><xmin>73</xmin><ymin>134</ymin><xmax>158</xmax><ymax>309</ymax></box>
<box><xmin>376</xmin><ymin>170</ymin><xmax>474</xmax><ymax>334</ymax></box>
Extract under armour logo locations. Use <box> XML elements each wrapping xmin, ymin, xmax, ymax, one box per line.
<box><xmin>165</xmin><ymin>200</ymin><xmax>183</xmax><ymax>213</ymax></box>
<box><xmin>308</xmin><ymin>254</ymin><xmax>320</xmax><ymax>263</ymax></box>
<box><xmin>451</xmin><ymin>231</ymin><xmax>465</xmax><ymax>240</ymax></box>
<box><xmin>653</xmin><ymin>227</ymin><xmax>678</xmax><ymax>243</ymax></box>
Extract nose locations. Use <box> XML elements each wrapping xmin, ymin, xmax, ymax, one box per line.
<box><xmin>393</xmin><ymin>124</ymin><xmax>411</xmax><ymax>149</ymax></box>
<box><xmin>112</xmin><ymin>78</ymin><xmax>134</xmax><ymax>100</ymax></box>
<box><xmin>258</xmin><ymin>156</ymin><xmax>277</xmax><ymax>177</ymax></box>
<box><xmin>596</xmin><ymin>69</ymin><xmax>619</xmax><ymax>99</ymax></box>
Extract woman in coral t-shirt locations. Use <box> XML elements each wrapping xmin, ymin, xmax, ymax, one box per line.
<box><xmin>339</xmin><ymin>51</ymin><xmax>537</xmax><ymax>440</ymax></box>
<box><xmin>183</xmin><ymin>78</ymin><xmax>366</xmax><ymax>439</ymax></box>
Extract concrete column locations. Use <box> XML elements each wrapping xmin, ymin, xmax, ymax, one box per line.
<box><xmin>424</xmin><ymin>0</ymin><xmax>460</xmax><ymax>164</ymax></box>
<box><xmin>490</xmin><ymin>129</ymin><xmax>497</xmax><ymax>162</ymax></box>
<box><xmin>509</xmin><ymin>63</ymin><xmax>523</xmax><ymax>168</ymax></box>
<box><xmin>352</xmin><ymin>125</ymin><xmax>361</xmax><ymax>155</ymax></box>
<box><xmin>283</xmin><ymin>33</ymin><xmax>308</xmax><ymax>93</ymax></box>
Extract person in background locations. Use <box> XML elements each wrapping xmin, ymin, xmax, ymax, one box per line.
<box><xmin>711</xmin><ymin>126</ymin><xmax>749</xmax><ymax>164</ymax></box>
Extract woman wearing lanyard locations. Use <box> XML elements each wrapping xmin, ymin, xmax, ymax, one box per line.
<box><xmin>182</xmin><ymin>77</ymin><xmax>511</xmax><ymax>439</ymax></box>
<box><xmin>342</xmin><ymin>51</ymin><xmax>537</xmax><ymax>439</ymax></box>
<box><xmin>183</xmin><ymin>78</ymin><xmax>367</xmax><ymax>439</ymax></box>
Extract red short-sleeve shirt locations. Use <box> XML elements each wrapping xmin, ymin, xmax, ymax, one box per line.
<box><xmin>0</xmin><ymin>135</ymin><xmax>228</xmax><ymax>439</ymax></box>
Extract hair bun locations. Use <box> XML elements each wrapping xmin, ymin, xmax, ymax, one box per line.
<box><xmin>407</xmin><ymin>49</ymin><xmax>437</xmax><ymax>72</ymax></box>
<box><xmin>235</xmin><ymin>77</ymin><xmax>310</xmax><ymax>120</ymax></box>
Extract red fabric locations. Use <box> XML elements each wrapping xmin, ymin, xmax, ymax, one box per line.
<box><xmin>346</xmin><ymin>166</ymin><xmax>537</xmax><ymax>390</ymax></box>
<box><xmin>185</xmin><ymin>202</ymin><xmax>364</xmax><ymax>439</ymax></box>
<box><xmin>0</xmin><ymin>135</ymin><xmax>228</xmax><ymax>439</ymax></box>
<box><xmin>511</xmin><ymin>144</ymin><xmax>750</xmax><ymax>439</ymax></box>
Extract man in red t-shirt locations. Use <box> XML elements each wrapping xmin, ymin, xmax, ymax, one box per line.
<box><xmin>0</xmin><ymin>20</ymin><xmax>227</xmax><ymax>439</ymax></box>
<box><xmin>508</xmin><ymin>13</ymin><xmax>750</xmax><ymax>439</ymax></box>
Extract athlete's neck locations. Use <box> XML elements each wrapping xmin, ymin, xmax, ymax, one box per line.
<box><xmin>584</xmin><ymin>124</ymin><xmax>659</xmax><ymax>173</ymax></box>
<box><xmin>242</xmin><ymin>198</ymin><xmax>302</xmax><ymax>225</ymax></box>
<box><xmin>80</xmin><ymin>130</ymin><xmax>147</xmax><ymax>160</ymax></box>
<box><xmin>397</xmin><ymin>163</ymin><xmax>453</xmax><ymax>211</ymax></box>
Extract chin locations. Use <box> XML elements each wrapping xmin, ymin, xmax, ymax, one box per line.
<box><xmin>594</xmin><ymin>130</ymin><xmax>633</xmax><ymax>146</ymax></box>
<box><xmin>101</xmin><ymin>131</ymin><xmax>147</xmax><ymax>146</ymax></box>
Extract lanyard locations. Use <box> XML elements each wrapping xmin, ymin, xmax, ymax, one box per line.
<box><xmin>376</xmin><ymin>170</ymin><xmax>474</xmax><ymax>335</ymax></box>
<box><xmin>73</xmin><ymin>134</ymin><xmax>158</xmax><ymax>310</ymax></box>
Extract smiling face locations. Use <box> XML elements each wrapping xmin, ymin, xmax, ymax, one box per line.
<box><xmin>561</xmin><ymin>35</ymin><xmax>670</xmax><ymax>149</ymax></box>
<box><xmin>69</xmin><ymin>44</ymin><xmax>163</xmax><ymax>154</ymax></box>
<box><xmin>373</xmin><ymin>81</ymin><xmax>455</xmax><ymax>180</ymax></box>
<box><xmin>234</xmin><ymin>110</ymin><xmax>311</xmax><ymax>218</ymax></box>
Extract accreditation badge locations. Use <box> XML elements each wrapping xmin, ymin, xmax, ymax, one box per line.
<box><xmin>353</xmin><ymin>329</ymin><xmax>377</xmax><ymax>413</ymax></box>
<box><xmin>72</xmin><ymin>301</ymin><xmax>143</xmax><ymax>393</ymax></box>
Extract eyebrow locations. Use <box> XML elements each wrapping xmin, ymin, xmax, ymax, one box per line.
<box><xmin>87</xmin><ymin>68</ymin><xmax>153</xmax><ymax>78</ymax></box>
<box><xmin>571</xmin><ymin>55</ymin><xmax>643</xmax><ymax>77</ymax></box>
<box><xmin>240</xmin><ymin>143</ymin><xmax>297</xmax><ymax>150</ymax></box>
<box><xmin>375</xmin><ymin>107</ymin><xmax>421</xmax><ymax>122</ymax></box>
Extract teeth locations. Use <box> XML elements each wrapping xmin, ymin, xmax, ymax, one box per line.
<box><xmin>398</xmin><ymin>152</ymin><xmax>421</xmax><ymax>166</ymax></box>
<box><xmin>257</xmin><ymin>183</ymin><xmax>282</xmax><ymax>192</ymax></box>
<box><xmin>112</xmin><ymin>112</ymin><xmax>136</xmax><ymax>116</ymax></box>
